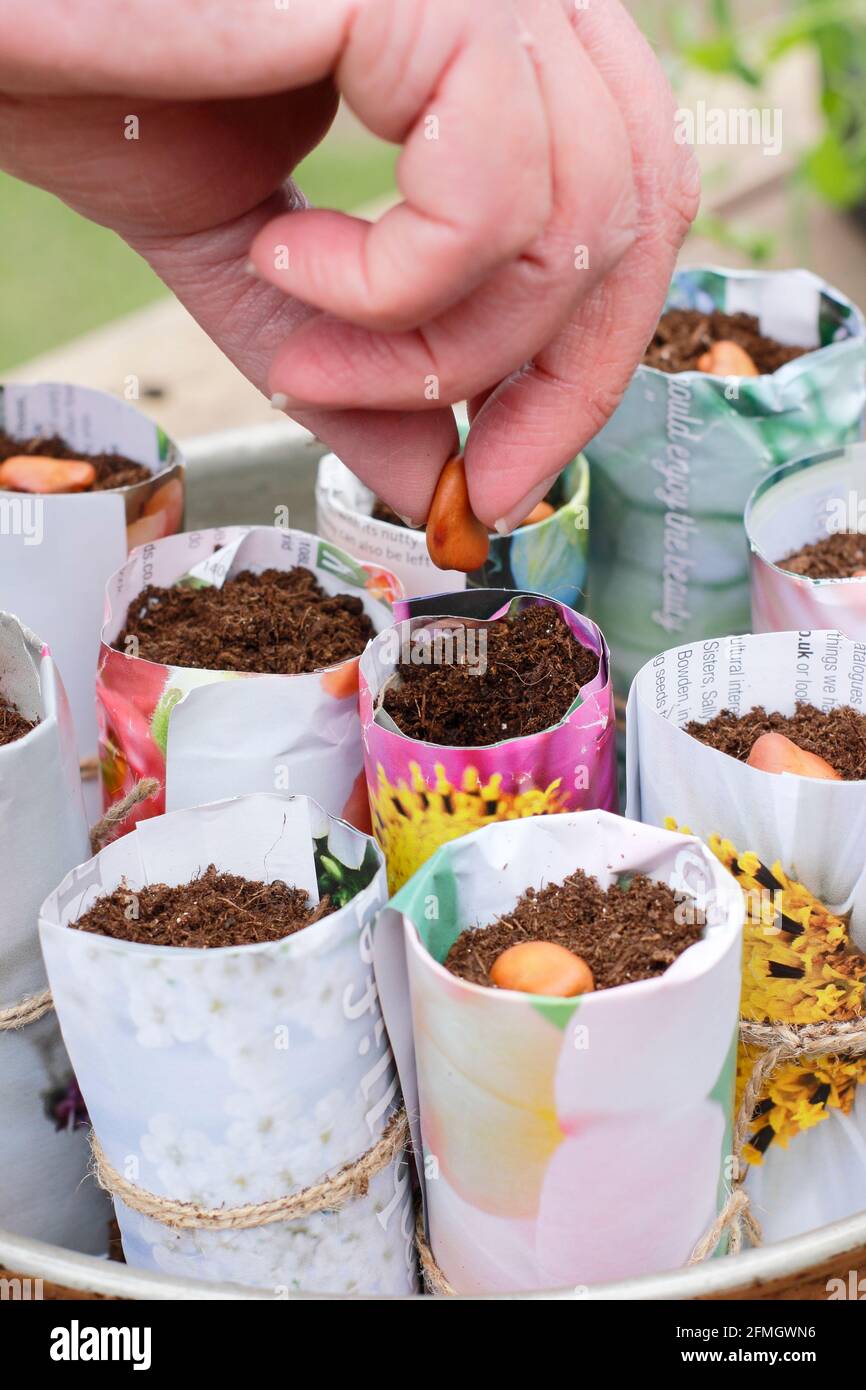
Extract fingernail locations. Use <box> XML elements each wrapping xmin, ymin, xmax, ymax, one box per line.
<box><xmin>493</xmin><ymin>473</ymin><xmax>560</xmax><ymax>536</ymax></box>
<box><xmin>271</xmin><ymin>393</ymin><xmax>289</xmax><ymax>411</ymax></box>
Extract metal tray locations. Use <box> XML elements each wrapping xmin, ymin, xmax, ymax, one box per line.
<box><xmin>3</xmin><ymin>420</ymin><xmax>864</xmax><ymax>1299</ymax></box>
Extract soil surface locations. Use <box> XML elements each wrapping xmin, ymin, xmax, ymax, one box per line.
<box><xmin>777</xmin><ymin>531</ymin><xmax>866</xmax><ymax>580</ymax></box>
<box><xmin>643</xmin><ymin>309</ymin><xmax>809</xmax><ymax>374</ymax></box>
<box><xmin>444</xmin><ymin>869</ymin><xmax>704</xmax><ymax>991</ymax></box>
<box><xmin>686</xmin><ymin>702</ymin><xmax>866</xmax><ymax>780</ymax></box>
<box><xmin>0</xmin><ymin>694</ymin><xmax>37</xmax><ymax>747</ymax></box>
<box><xmin>0</xmin><ymin>429</ymin><xmax>151</xmax><ymax>491</ymax></box>
<box><xmin>372</xmin><ymin>499</ymin><xmax>407</xmax><ymax>527</ymax></box>
<box><xmin>115</xmin><ymin>566</ymin><xmax>375</xmax><ymax>673</ymax></box>
<box><xmin>382</xmin><ymin>604</ymin><xmax>598</xmax><ymax>746</ymax></box>
<box><xmin>71</xmin><ymin>865</ymin><xmax>334</xmax><ymax>948</ymax></box>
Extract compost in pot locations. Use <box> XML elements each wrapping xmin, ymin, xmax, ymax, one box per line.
<box><xmin>685</xmin><ymin>703</ymin><xmax>866</xmax><ymax>781</ymax></box>
<box><xmin>115</xmin><ymin>566</ymin><xmax>375</xmax><ymax>673</ymax></box>
<box><xmin>0</xmin><ymin>693</ymin><xmax>38</xmax><ymax>747</ymax></box>
<box><xmin>71</xmin><ymin>864</ymin><xmax>334</xmax><ymax>948</ymax></box>
<box><xmin>643</xmin><ymin>309</ymin><xmax>809</xmax><ymax>375</ymax></box>
<box><xmin>382</xmin><ymin>604</ymin><xmax>598</xmax><ymax>746</ymax></box>
<box><xmin>444</xmin><ymin>868</ymin><xmax>704</xmax><ymax>993</ymax></box>
<box><xmin>777</xmin><ymin>531</ymin><xmax>866</xmax><ymax>580</ymax></box>
<box><xmin>0</xmin><ymin>429</ymin><xmax>151</xmax><ymax>493</ymax></box>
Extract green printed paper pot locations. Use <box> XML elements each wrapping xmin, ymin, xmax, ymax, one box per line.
<box><xmin>316</xmin><ymin>451</ymin><xmax>589</xmax><ymax>607</ymax></box>
<box><xmin>585</xmin><ymin>268</ymin><xmax>866</xmax><ymax>696</ymax></box>
<box><xmin>372</xmin><ymin>811</ymin><xmax>743</xmax><ymax>1292</ymax></box>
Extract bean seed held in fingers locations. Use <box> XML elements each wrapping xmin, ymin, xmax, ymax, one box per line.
<box><xmin>426</xmin><ymin>454</ymin><xmax>490</xmax><ymax>572</ymax></box>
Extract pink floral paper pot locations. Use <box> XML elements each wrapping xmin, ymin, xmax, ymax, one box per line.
<box><xmin>359</xmin><ymin>592</ymin><xmax>617</xmax><ymax>892</ymax></box>
<box><xmin>746</xmin><ymin>444</ymin><xmax>866</xmax><ymax>639</ymax></box>
<box><xmin>372</xmin><ymin>810</ymin><xmax>744</xmax><ymax>1293</ymax></box>
<box><xmin>97</xmin><ymin>526</ymin><xmax>401</xmax><ymax>838</ymax></box>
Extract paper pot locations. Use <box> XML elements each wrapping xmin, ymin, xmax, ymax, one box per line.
<box><xmin>372</xmin><ymin>810</ymin><xmax>743</xmax><ymax>1292</ymax></box>
<box><xmin>39</xmin><ymin>793</ymin><xmax>417</xmax><ymax>1294</ymax></box>
<box><xmin>359</xmin><ymin>592</ymin><xmax>617</xmax><ymax>892</ymax></box>
<box><xmin>585</xmin><ymin>268</ymin><xmax>866</xmax><ymax>696</ymax></box>
<box><xmin>97</xmin><ymin>526</ymin><xmax>401</xmax><ymax>837</ymax></box>
<box><xmin>0</xmin><ymin>382</ymin><xmax>185</xmax><ymax>765</ymax></box>
<box><xmin>747</xmin><ymin>444</ymin><xmax>866</xmax><ymax>640</ymax></box>
<box><xmin>0</xmin><ymin>612</ymin><xmax>109</xmax><ymax>1251</ymax></box>
<box><xmin>626</xmin><ymin>629</ymin><xmax>866</xmax><ymax>1243</ymax></box>
<box><xmin>316</xmin><ymin>450</ymin><xmax>590</xmax><ymax>607</ymax></box>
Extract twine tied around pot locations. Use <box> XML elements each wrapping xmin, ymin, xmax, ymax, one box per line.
<box><xmin>688</xmin><ymin>1016</ymin><xmax>866</xmax><ymax>1264</ymax></box>
<box><xmin>90</xmin><ymin>1108</ymin><xmax>409</xmax><ymax>1231</ymax></box>
<box><xmin>0</xmin><ymin>778</ymin><xmax>160</xmax><ymax>1033</ymax></box>
<box><xmin>89</xmin><ymin>777</ymin><xmax>160</xmax><ymax>855</ymax></box>
<box><xmin>0</xmin><ymin>987</ymin><xmax>54</xmax><ymax>1032</ymax></box>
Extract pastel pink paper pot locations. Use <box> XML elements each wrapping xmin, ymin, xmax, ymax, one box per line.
<box><xmin>747</xmin><ymin>444</ymin><xmax>866</xmax><ymax>639</ymax></box>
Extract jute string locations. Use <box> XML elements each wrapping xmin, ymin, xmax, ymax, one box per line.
<box><xmin>687</xmin><ymin>1017</ymin><xmax>866</xmax><ymax>1264</ymax></box>
<box><xmin>90</xmin><ymin>1109</ymin><xmax>409</xmax><ymax>1231</ymax></box>
<box><xmin>0</xmin><ymin>778</ymin><xmax>160</xmax><ymax>1032</ymax></box>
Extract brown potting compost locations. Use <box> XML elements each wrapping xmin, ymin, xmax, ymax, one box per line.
<box><xmin>777</xmin><ymin>531</ymin><xmax>866</xmax><ymax>580</ymax></box>
<box><xmin>0</xmin><ymin>693</ymin><xmax>37</xmax><ymax>747</ymax></box>
<box><xmin>686</xmin><ymin>702</ymin><xmax>866</xmax><ymax>780</ymax></box>
<box><xmin>444</xmin><ymin>869</ymin><xmax>703</xmax><ymax>991</ymax></box>
<box><xmin>372</xmin><ymin>499</ymin><xmax>407</xmax><ymax>527</ymax></box>
<box><xmin>643</xmin><ymin>309</ymin><xmax>809</xmax><ymax>375</ymax></box>
<box><xmin>115</xmin><ymin>566</ymin><xmax>376</xmax><ymax>673</ymax></box>
<box><xmin>382</xmin><ymin>605</ymin><xmax>598</xmax><ymax>746</ymax></box>
<box><xmin>0</xmin><ymin>430</ymin><xmax>151</xmax><ymax>491</ymax></box>
<box><xmin>71</xmin><ymin>865</ymin><xmax>334</xmax><ymax>948</ymax></box>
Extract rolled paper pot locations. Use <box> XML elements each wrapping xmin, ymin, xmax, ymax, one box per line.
<box><xmin>585</xmin><ymin>267</ymin><xmax>866</xmax><ymax>697</ymax></box>
<box><xmin>0</xmin><ymin>382</ymin><xmax>185</xmax><ymax>764</ymax></box>
<box><xmin>97</xmin><ymin>526</ymin><xmax>401</xmax><ymax>837</ymax></box>
<box><xmin>746</xmin><ymin>444</ymin><xmax>866</xmax><ymax>639</ymax></box>
<box><xmin>0</xmin><ymin>612</ymin><xmax>109</xmax><ymax>1251</ymax></box>
<box><xmin>626</xmin><ymin>629</ymin><xmax>866</xmax><ymax>1244</ymax></box>
<box><xmin>371</xmin><ymin>810</ymin><xmax>743</xmax><ymax>1293</ymax></box>
<box><xmin>316</xmin><ymin>450</ymin><xmax>590</xmax><ymax>607</ymax></box>
<box><xmin>39</xmin><ymin>793</ymin><xmax>417</xmax><ymax>1294</ymax></box>
<box><xmin>359</xmin><ymin>592</ymin><xmax>617</xmax><ymax>892</ymax></box>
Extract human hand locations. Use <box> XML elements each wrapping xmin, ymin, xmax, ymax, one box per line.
<box><xmin>0</xmin><ymin>0</ymin><xmax>698</xmax><ymax>529</ymax></box>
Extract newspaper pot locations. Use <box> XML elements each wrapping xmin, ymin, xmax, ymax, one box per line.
<box><xmin>747</xmin><ymin>444</ymin><xmax>866</xmax><ymax>639</ymax></box>
<box><xmin>0</xmin><ymin>382</ymin><xmax>185</xmax><ymax>764</ymax></box>
<box><xmin>585</xmin><ymin>268</ymin><xmax>866</xmax><ymax>696</ymax></box>
<box><xmin>372</xmin><ymin>810</ymin><xmax>743</xmax><ymax>1293</ymax></box>
<box><xmin>0</xmin><ymin>613</ymin><xmax>109</xmax><ymax>1251</ymax></box>
<box><xmin>626</xmin><ymin>629</ymin><xmax>866</xmax><ymax>1244</ymax></box>
<box><xmin>97</xmin><ymin>526</ymin><xmax>401</xmax><ymax>837</ymax></box>
<box><xmin>39</xmin><ymin>793</ymin><xmax>416</xmax><ymax>1294</ymax></box>
<box><xmin>316</xmin><ymin>450</ymin><xmax>590</xmax><ymax>607</ymax></box>
<box><xmin>359</xmin><ymin>592</ymin><xmax>617</xmax><ymax>892</ymax></box>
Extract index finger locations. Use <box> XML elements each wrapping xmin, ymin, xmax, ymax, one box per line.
<box><xmin>248</xmin><ymin>0</ymin><xmax>553</xmax><ymax>332</ymax></box>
